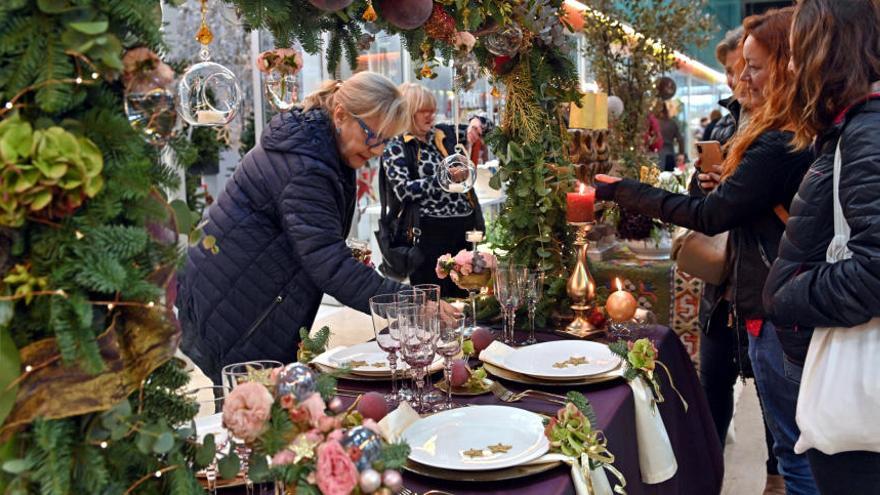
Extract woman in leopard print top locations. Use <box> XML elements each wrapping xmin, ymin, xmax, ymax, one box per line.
<box><xmin>380</xmin><ymin>83</ymin><xmax>488</xmax><ymax>296</ymax></box>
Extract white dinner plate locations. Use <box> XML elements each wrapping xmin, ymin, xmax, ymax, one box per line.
<box><xmin>502</xmin><ymin>340</ymin><xmax>621</xmax><ymax>380</ymax></box>
<box><xmin>401</xmin><ymin>405</ymin><xmax>549</xmax><ymax>471</ymax></box>
<box><xmin>328</xmin><ymin>341</ymin><xmax>442</xmax><ymax>376</ymax></box>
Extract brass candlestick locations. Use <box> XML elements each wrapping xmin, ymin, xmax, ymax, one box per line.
<box><xmin>562</xmin><ymin>221</ymin><xmax>603</xmax><ymax>339</ymax></box>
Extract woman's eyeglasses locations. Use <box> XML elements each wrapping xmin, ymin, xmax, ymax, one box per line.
<box><xmin>353</xmin><ymin>114</ymin><xmax>390</xmax><ymax>148</ymax></box>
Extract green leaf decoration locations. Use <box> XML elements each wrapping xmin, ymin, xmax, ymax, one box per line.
<box><xmin>170</xmin><ymin>199</ymin><xmax>194</xmax><ymax>234</ymax></box>
<box><xmin>36</xmin><ymin>0</ymin><xmax>69</xmax><ymax>13</ymax></box>
<box><xmin>68</xmin><ymin>21</ymin><xmax>108</xmax><ymax>35</ymax></box>
<box><xmin>0</xmin><ymin>325</ymin><xmax>21</xmax><ymax>427</ymax></box>
<box><xmin>152</xmin><ymin>432</ymin><xmax>174</xmax><ymax>454</ymax></box>
<box><xmin>2</xmin><ymin>458</ymin><xmax>33</xmax><ymax>475</ymax></box>
<box><xmin>194</xmin><ymin>434</ymin><xmax>216</xmax><ymax>468</ymax></box>
<box><xmin>247</xmin><ymin>452</ymin><xmax>269</xmax><ymax>482</ymax></box>
<box><xmin>218</xmin><ymin>450</ymin><xmax>240</xmax><ymax>480</ymax></box>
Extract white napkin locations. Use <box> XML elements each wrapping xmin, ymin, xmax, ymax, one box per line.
<box><xmin>377</xmin><ymin>402</ymin><xmax>611</xmax><ymax>494</ymax></box>
<box><xmin>629</xmin><ymin>376</ymin><xmax>677</xmax><ymax>484</ymax></box>
<box><xmin>311</xmin><ymin>345</ymin><xmax>445</xmax><ymax>374</ymax></box>
<box><xmin>478</xmin><ymin>340</ymin><xmax>516</xmax><ymax>368</ymax></box>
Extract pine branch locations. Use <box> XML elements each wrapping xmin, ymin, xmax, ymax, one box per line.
<box><xmin>566</xmin><ymin>391</ymin><xmax>598</xmax><ymax>427</ymax></box>
<box><xmin>29</xmin><ymin>418</ymin><xmax>76</xmax><ymax>495</ymax></box>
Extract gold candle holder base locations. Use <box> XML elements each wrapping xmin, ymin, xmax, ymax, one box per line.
<box><xmin>560</xmin><ymin>221</ymin><xmax>605</xmax><ymax>340</ymax></box>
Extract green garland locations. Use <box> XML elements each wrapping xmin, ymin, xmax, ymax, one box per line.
<box><xmin>0</xmin><ymin>1</ymin><xmax>204</xmax><ymax>493</ymax></box>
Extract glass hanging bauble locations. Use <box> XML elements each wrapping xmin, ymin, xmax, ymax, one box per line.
<box><xmin>454</xmin><ymin>53</ymin><xmax>482</xmax><ymax>92</ymax></box>
<box><xmin>124</xmin><ymin>71</ymin><xmax>178</xmax><ymax>146</ymax></box>
<box><xmin>484</xmin><ymin>24</ymin><xmax>523</xmax><ymax>57</ymax></box>
<box><xmin>264</xmin><ymin>70</ymin><xmax>298</xmax><ymax>112</ymax></box>
<box><xmin>178</xmin><ymin>51</ymin><xmax>242</xmax><ymax>127</ymax></box>
<box><xmin>438</xmin><ymin>152</ymin><xmax>477</xmax><ymax>194</ymax></box>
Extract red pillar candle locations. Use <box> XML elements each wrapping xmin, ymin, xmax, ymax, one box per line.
<box><xmin>566</xmin><ymin>182</ymin><xmax>595</xmax><ymax>223</ymax></box>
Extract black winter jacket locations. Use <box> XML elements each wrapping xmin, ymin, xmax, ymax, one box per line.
<box><xmin>176</xmin><ymin>108</ymin><xmax>405</xmax><ymax>382</ymax></box>
<box><xmin>764</xmin><ymin>97</ymin><xmax>880</xmax><ymax>364</ymax></box>
<box><xmin>606</xmin><ymin>130</ymin><xmax>813</xmax><ymax>324</ymax></box>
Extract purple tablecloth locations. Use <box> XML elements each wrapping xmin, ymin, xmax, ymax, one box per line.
<box><xmin>228</xmin><ymin>326</ymin><xmax>723</xmax><ymax>494</ymax></box>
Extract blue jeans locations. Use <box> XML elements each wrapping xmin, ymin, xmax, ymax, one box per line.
<box><xmin>748</xmin><ymin>321</ymin><xmax>818</xmax><ymax>494</ymax></box>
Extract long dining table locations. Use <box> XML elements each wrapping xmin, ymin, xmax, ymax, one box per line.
<box><xmin>224</xmin><ymin>324</ymin><xmax>723</xmax><ymax>495</ymax></box>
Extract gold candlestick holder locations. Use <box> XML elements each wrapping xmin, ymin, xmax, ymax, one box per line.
<box><xmin>561</xmin><ymin>221</ymin><xmax>604</xmax><ymax>339</ymax></box>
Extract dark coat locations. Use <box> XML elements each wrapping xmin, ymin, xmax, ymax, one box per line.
<box><xmin>607</xmin><ymin>130</ymin><xmax>813</xmax><ymax>325</ymax></box>
<box><xmin>764</xmin><ymin>97</ymin><xmax>880</xmax><ymax>364</ymax></box>
<box><xmin>708</xmin><ymin>97</ymin><xmax>740</xmax><ymax>145</ymax></box>
<box><xmin>176</xmin><ymin>108</ymin><xmax>405</xmax><ymax>382</ymax></box>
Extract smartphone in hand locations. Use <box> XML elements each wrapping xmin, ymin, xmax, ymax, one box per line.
<box><xmin>695</xmin><ymin>140</ymin><xmax>723</xmax><ymax>171</ymax></box>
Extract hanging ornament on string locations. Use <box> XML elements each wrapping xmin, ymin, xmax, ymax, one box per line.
<box><xmin>375</xmin><ymin>0</ymin><xmax>432</xmax><ymax>30</ymax></box>
<box><xmin>308</xmin><ymin>0</ymin><xmax>353</xmax><ymax>12</ymax></box>
<box><xmin>122</xmin><ymin>48</ymin><xmax>178</xmax><ymax>146</ymax></box>
<box><xmin>438</xmin><ymin>67</ymin><xmax>477</xmax><ymax>194</ymax></box>
<box><xmin>484</xmin><ymin>23</ymin><xmax>524</xmax><ymax>57</ymax></box>
<box><xmin>453</xmin><ymin>52</ymin><xmax>481</xmax><ymax>92</ymax></box>
<box><xmin>177</xmin><ymin>0</ymin><xmax>242</xmax><ymax>127</ymax></box>
<box><xmin>362</xmin><ymin>0</ymin><xmax>378</xmax><ymax>22</ymax></box>
<box><xmin>257</xmin><ymin>48</ymin><xmax>303</xmax><ymax>112</ymax></box>
<box><xmin>424</xmin><ymin>3</ymin><xmax>456</xmax><ymax>43</ymax></box>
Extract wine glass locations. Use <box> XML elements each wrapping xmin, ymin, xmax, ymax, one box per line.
<box><xmin>523</xmin><ymin>270</ymin><xmax>545</xmax><ymax>345</ymax></box>
<box><xmin>220</xmin><ymin>360</ymin><xmax>283</xmax><ymax>392</ymax></box>
<box><xmin>412</xmin><ymin>284</ymin><xmax>444</xmax><ymax>405</ymax></box>
<box><xmin>434</xmin><ymin>313</ymin><xmax>465</xmax><ymax>411</ymax></box>
<box><xmin>187</xmin><ymin>385</ymin><xmax>230</xmax><ymax>495</ymax></box>
<box><xmin>370</xmin><ymin>294</ymin><xmax>402</xmax><ymax>405</ymax></box>
<box><xmin>494</xmin><ymin>264</ymin><xmax>527</xmax><ymax>344</ymax></box>
<box><xmin>397</xmin><ymin>302</ymin><xmax>435</xmax><ymax>413</ymax></box>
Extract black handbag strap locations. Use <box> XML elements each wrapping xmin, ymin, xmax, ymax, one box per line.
<box><xmin>378</xmin><ymin>138</ymin><xmax>422</xmax><ymax>239</ymax></box>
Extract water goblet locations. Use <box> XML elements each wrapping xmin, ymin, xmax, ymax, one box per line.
<box><xmin>434</xmin><ymin>313</ymin><xmax>465</xmax><ymax>411</ymax></box>
<box><xmin>397</xmin><ymin>302</ymin><xmax>435</xmax><ymax>413</ymax></box>
<box><xmin>220</xmin><ymin>360</ymin><xmax>283</xmax><ymax>392</ymax></box>
<box><xmin>370</xmin><ymin>294</ymin><xmax>402</xmax><ymax>405</ymax></box>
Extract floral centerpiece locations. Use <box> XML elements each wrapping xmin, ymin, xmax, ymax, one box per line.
<box><xmin>217</xmin><ymin>362</ymin><xmax>409</xmax><ymax>495</ymax></box>
<box><xmin>435</xmin><ymin>249</ymin><xmax>497</xmax><ymax>288</ymax></box>
<box><xmin>256</xmin><ymin>48</ymin><xmax>304</xmax><ymax>112</ymax></box>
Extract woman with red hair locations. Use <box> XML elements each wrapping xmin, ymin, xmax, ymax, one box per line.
<box><xmin>595</xmin><ymin>8</ymin><xmax>818</xmax><ymax>492</ymax></box>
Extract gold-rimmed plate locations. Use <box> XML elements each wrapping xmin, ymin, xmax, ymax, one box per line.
<box><xmin>405</xmin><ymin>458</ymin><xmax>562</xmax><ymax>482</ymax></box>
<box><xmin>482</xmin><ymin>361</ymin><xmax>623</xmax><ymax>387</ymax></box>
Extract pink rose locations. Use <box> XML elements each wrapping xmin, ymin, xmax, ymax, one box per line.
<box><xmin>436</xmin><ymin>254</ymin><xmax>453</xmax><ymax>279</ymax></box>
<box><xmin>222</xmin><ymin>382</ymin><xmax>273</xmax><ymax>443</ymax></box>
<box><xmin>326</xmin><ymin>428</ymin><xmax>343</xmax><ymax>443</ymax></box>
<box><xmin>273</xmin><ymin>48</ymin><xmax>303</xmax><ymax>74</ymax></box>
<box><xmin>300</xmin><ymin>393</ymin><xmax>327</xmax><ymax>427</ymax></box>
<box><xmin>316</xmin><ymin>440</ymin><xmax>359</xmax><ymax>495</ymax></box>
<box><xmin>453</xmin><ymin>31</ymin><xmax>476</xmax><ymax>52</ymax></box>
<box><xmin>453</xmin><ymin>249</ymin><xmax>473</xmax><ymax>268</ymax></box>
<box><xmin>255</xmin><ymin>50</ymin><xmax>274</xmax><ymax>73</ymax></box>
<box><xmin>272</xmin><ymin>449</ymin><xmax>297</xmax><ymax>466</ymax></box>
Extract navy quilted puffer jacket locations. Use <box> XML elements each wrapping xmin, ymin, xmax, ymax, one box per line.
<box><xmin>176</xmin><ymin>108</ymin><xmax>405</xmax><ymax>383</ymax></box>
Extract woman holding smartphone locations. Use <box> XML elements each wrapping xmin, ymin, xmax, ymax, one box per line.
<box><xmin>596</xmin><ymin>8</ymin><xmax>817</xmax><ymax>493</ymax></box>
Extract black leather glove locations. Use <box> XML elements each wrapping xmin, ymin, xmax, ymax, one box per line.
<box><xmin>595</xmin><ymin>180</ymin><xmax>619</xmax><ymax>201</ymax></box>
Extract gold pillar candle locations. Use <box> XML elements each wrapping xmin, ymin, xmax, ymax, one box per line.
<box><xmin>568</xmin><ymin>92</ymin><xmax>609</xmax><ymax>130</ymax></box>
<box><xmin>605</xmin><ymin>278</ymin><xmax>638</xmax><ymax>321</ymax></box>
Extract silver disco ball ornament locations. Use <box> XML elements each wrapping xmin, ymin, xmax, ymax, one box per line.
<box><xmin>485</xmin><ymin>24</ymin><xmax>523</xmax><ymax>57</ymax></box>
<box><xmin>275</xmin><ymin>362</ymin><xmax>317</xmax><ymax>401</ymax></box>
<box><xmin>438</xmin><ymin>153</ymin><xmax>477</xmax><ymax>194</ymax></box>
<box><xmin>340</xmin><ymin>426</ymin><xmax>383</xmax><ymax>470</ymax></box>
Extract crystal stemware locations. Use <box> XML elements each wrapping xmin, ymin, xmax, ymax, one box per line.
<box><xmin>220</xmin><ymin>360</ymin><xmax>283</xmax><ymax>392</ymax></box>
<box><xmin>413</xmin><ymin>284</ymin><xmax>444</xmax><ymax>405</ymax></box>
<box><xmin>434</xmin><ymin>312</ymin><xmax>465</xmax><ymax>411</ymax></box>
<box><xmin>398</xmin><ymin>302</ymin><xmax>435</xmax><ymax>413</ymax></box>
<box><xmin>523</xmin><ymin>270</ymin><xmax>545</xmax><ymax>345</ymax></box>
<box><xmin>494</xmin><ymin>264</ymin><xmax>527</xmax><ymax>345</ymax></box>
<box><xmin>370</xmin><ymin>293</ymin><xmax>402</xmax><ymax>405</ymax></box>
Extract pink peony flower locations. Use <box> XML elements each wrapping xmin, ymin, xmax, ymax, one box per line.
<box><xmin>272</xmin><ymin>449</ymin><xmax>297</xmax><ymax>466</ymax></box>
<box><xmin>453</xmin><ymin>249</ymin><xmax>473</xmax><ymax>268</ymax></box>
<box><xmin>453</xmin><ymin>31</ymin><xmax>476</xmax><ymax>52</ymax></box>
<box><xmin>316</xmin><ymin>440</ymin><xmax>359</xmax><ymax>495</ymax></box>
<box><xmin>273</xmin><ymin>48</ymin><xmax>303</xmax><ymax>74</ymax></box>
<box><xmin>222</xmin><ymin>382</ymin><xmax>273</xmax><ymax>443</ymax></box>
<box><xmin>255</xmin><ymin>50</ymin><xmax>274</xmax><ymax>73</ymax></box>
<box><xmin>300</xmin><ymin>393</ymin><xmax>327</xmax><ymax>427</ymax></box>
<box><xmin>435</xmin><ymin>254</ymin><xmax>453</xmax><ymax>279</ymax></box>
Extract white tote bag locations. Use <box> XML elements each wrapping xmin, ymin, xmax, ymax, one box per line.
<box><xmin>794</xmin><ymin>140</ymin><xmax>880</xmax><ymax>455</ymax></box>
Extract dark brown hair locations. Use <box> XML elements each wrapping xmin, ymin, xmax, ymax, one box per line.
<box><xmin>715</xmin><ymin>27</ymin><xmax>744</xmax><ymax>65</ymax></box>
<box><xmin>788</xmin><ymin>0</ymin><xmax>880</xmax><ymax>149</ymax></box>
<box><xmin>722</xmin><ymin>8</ymin><xmax>796</xmax><ymax>178</ymax></box>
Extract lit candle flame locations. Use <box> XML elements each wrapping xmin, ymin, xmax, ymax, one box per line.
<box><xmin>615</xmin><ymin>277</ymin><xmax>623</xmax><ymax>291</ymax></box>
<box><xmin>579</xmin><ymin>181</ymin><xmax>586</xmax><ymax>194</ymax></box>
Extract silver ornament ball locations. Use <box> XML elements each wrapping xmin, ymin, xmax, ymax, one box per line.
<box><xmin>608</xmin><ymin>95</ymin><xmax>625</xmax><ymax>118</ymax></box>
<box><xmin>359</xmin><ymin>468</ymin><xmax>382</xmax><ymax>493</ymax></box>
<box><xmin>382</xmin><ymin>469</ymin><xmax>404</xmax><ymax>493</ymax></box>
<box><xmin>275</xmin><ymin>362</ymin><xmax>317</xmax><ymax>401</ymax></box>
<box><xmin>340</xmin><ymin>426</ymin><xmax>383</xmax><ymax>471</ymax></box>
